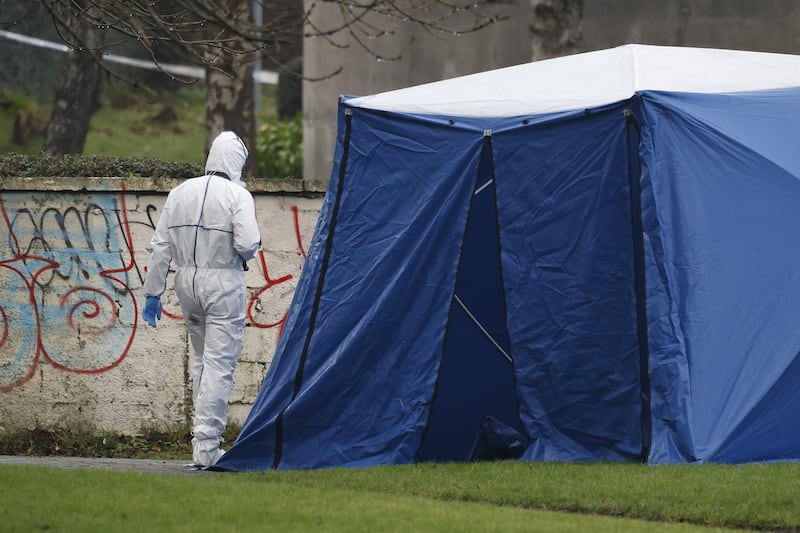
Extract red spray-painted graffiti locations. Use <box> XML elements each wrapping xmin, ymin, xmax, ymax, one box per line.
<box><xmin>246</xmin><ymin>206</ymin><xmax>308</xmax><ymax>336</ymax></box>
<box><xmin>0</xmin><ymin>191</ymin><xmax>138</xmax><ymax>392</ymax></box>
<box><xmin>0</xmin><ymin>192</ymin><xmax>311</xmax><ymax>392</ymax></box>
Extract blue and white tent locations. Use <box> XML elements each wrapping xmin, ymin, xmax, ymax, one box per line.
<box><xmin>217</xmin><ymin>44</ymin><xmax>800</xmax><ymax>471</ymax></box>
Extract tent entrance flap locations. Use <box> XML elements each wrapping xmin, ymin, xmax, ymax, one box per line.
<box><xmin>415</xmin><ymin>135</ymin><xmax>525</xmax><ymax>463</ymax></box>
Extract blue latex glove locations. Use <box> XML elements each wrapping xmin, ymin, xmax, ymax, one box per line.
<box><xmin>142</xmin><ymin>296</ymin><xmax>162</xmax><ymax>328</ymax></box>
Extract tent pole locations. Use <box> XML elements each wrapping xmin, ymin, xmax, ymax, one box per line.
<box><xmin>624</xmin><ymin>108</ymin><xmax>652</xmax><ymax>464</ymax></box>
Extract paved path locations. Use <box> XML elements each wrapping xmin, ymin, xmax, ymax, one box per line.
<box><xmin>0</xmin><ymin>455</ymin><xmax>217</xmax><ymax>475</ymax></box>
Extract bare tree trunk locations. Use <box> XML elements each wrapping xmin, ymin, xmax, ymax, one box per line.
<box><xmin>42</xmin><ymin>1</ymin><xmax>103</xmax><ymax>155</ymax></box>
<box><xmin>206</xmin><ymin>58</ymin><xmax>256</xmax><ymax>178</ymax></box>
<box><xmin>205</xmin><ymin>3</ymin><xmax>256</xmax><ymax>179</ymax></box>
<box><xmin>676</xmin><ymin>0</ymin><xmax>692</xmax><ymax>46</ymax></box>
<box><xmin>530</xmin><ymin>0</ymin><xmax>584</xmax><ymax>60</ymax></box>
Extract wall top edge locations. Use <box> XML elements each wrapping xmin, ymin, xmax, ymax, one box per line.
<box><xmin>0</xmin><ymin>176</ymin><xmax>329</xmax><ymax>195</ymax></box>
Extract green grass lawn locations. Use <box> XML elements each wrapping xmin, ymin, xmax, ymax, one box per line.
<box><xmin>0</xmin><ymin>83</ymin><xmax>277</xmax><ymax>163</ymax></box>
<box><xmin>1</xmin><ymin>460</ymin><xmax>797</xmax><ymax>531</ymax></box>
<box><xmin>84</xmin><ymin>86</ymin><xmax>208</xmax><ymax>163</ymax></box>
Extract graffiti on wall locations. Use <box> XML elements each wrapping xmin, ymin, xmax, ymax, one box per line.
<box><xmin>0</xmin><ymin>191</ymin><xmax>311</xmax><ymax>392</ymax></box>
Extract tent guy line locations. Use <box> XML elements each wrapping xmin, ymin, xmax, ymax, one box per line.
<box><xmin>475</xmin><ymin>179</ymin><xmax>493</xmax><ymax>196</ymax></box>
<box><xmin>454</xmin><ymin>294</ymin><xmax>513</xmax><ymax>364</ymax></box>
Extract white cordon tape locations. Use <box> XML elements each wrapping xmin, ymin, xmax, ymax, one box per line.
<box><xmin>0</xmin><ymin>29</ymin><xmax>278</xmax><ymax>84</ymax></box>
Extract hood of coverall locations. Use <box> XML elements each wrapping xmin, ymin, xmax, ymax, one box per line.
<box><xmin>204</xmin><ymin>131</ymin><xmax>249</xmax><ymax>188</ymax></box>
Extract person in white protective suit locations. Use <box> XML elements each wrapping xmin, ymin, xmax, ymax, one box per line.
<box><xmin>141</xmin><ymin>130</ymin><xmax>261</xmax><ymax>468</ymax></box>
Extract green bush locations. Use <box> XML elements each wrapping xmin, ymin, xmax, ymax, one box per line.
<box><xmin>256</xmin><ymin>113</ymin><xmax>302</xmax><ymax>179</ymax></box>
<box><xmin>0</xmin><ymin>152</ymin><xmax>202</xmax><ymax>178</ymax></box>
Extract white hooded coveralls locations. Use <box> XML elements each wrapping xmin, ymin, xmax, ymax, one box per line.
<box><xmin>143</xmin><ymin>131</ymin><xmax>261</xmax><ymax>467</ymax></box>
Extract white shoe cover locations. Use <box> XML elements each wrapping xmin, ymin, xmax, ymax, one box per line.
<box><xmin>193</xmin><ymin>438</ymin><xmax>226</xmax><ymax>467</ymax></box>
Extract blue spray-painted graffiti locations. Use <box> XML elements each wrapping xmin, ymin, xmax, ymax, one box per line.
<box><xmin>0</xmin><ymin>192</ymin><xmax>138</xmax><ymax>391</ymax></box>
<box><xmin>0</xmin><ymin>190</ymin><xmax>311</xmax><ymax>392</ymax></box>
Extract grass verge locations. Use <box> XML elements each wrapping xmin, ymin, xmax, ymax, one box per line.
<box><xmin>0</xmin><ymin>83</ymin><xmax>277</xmax><ymax>163</ymax></box>
<box><xmin>272</xmin><ymin>461</ymin><xmax>800</xmax><ymax>531</ymax></box>
<box><xmin>1</xmin><ymin>448</ymin><xmax>798</xmax><ymax>530</ymax></box>
<box><xmin>0</xmin><ymin>425</ymin><xmax>240</xmax><ymax>460</ymax></box>
<box><xmin>0</xmin><ymin>464</ymin><xmax>741</xmax><ymax>532</ymax></box>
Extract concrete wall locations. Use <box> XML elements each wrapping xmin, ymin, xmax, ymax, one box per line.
<box><xmin>578</xmin><ymin>0</ymin><xmax>800</xmax><ymax>53</ymax></box>
<box><xmin>0</xmin><ymin>176</ymin><xmax>325</xmax><ymax>435</ymax></box>
<box><xmin>302</xmin><ymin>1</ymin><xmax>531</xmax><ymax>181</ymax></box>
<box><xmin>304</xmin><ymin>0</ymin><xmax>800</xmax><ymax>181</ymax></box>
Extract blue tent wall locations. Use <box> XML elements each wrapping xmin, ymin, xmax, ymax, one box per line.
<box><xmin>493</xmin><ymin>104</ymin><xmax>645</xmax><ymax>462</ymax></box>
<box><xmin>640</xmin><ymin>89</ymin><xmax>800</xmax><ymax>464</ymax></box>
<box><xmin>220</xmin><ymin>102</ymin><xmax>651</xmax><ymax>471</ymax></box>
<box><xmin>218</xmin><ymin>106</ymin><xmax>486</xmax><ymax>471</ymax></box>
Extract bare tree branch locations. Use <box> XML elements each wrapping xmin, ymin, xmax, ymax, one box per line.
<box><xmin>5</xmin><ymin>0</ymin><xmax>509</xmax><ymax>83</ymax></box>
<box><xmin>3</xmin><ymin>0</ymin><xmax>510</xmax><ymax>161</ymax></box>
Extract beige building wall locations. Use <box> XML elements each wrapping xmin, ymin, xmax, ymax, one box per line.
<box><xmin>0</xmin><ymin>177</ymin><xmax>324</xmax><ymax>435</ymax></box>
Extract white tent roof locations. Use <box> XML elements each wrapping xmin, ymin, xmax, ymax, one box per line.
<box><xmin>345</xmin><ymin>44</ymin><xmax>800</xmax><ymax>117</ymax></box>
